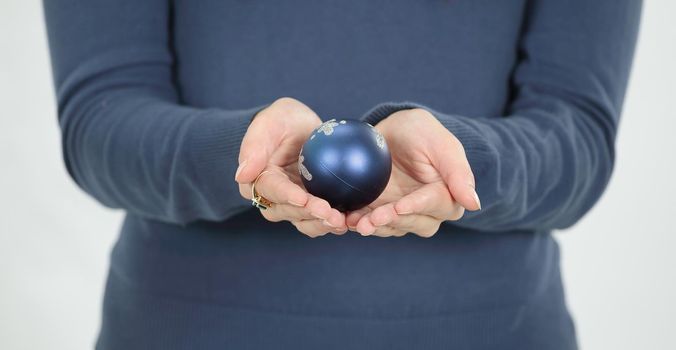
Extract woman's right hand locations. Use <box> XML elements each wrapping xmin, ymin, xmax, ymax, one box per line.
<box><xmin>235</xmin><ymin>98</ymin><xmax>347</xmax><ymax>237</ymax></box>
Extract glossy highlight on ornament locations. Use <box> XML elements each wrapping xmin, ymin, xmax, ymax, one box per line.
<box><xmin>299</xmin><ymin>119</ymin><xmax>392</xmax><ymax>212</ymax></box>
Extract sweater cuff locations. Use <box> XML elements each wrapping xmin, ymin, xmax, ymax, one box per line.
<box><xmin>181</xmin><ymin>105</ymin><xmax>267</xmax><ymax>220</ymax></box>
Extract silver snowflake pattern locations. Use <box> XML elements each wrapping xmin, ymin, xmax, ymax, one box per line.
<box><xmin>316</xmin><ymin>119</ymin><xmax>345</xmax><ymax>136</ymax></box>
<box><xmin>375</xmin><ymin>130</ymin><xmax>386</xmax><ymax>149</ymax></box>
<box><xmin>298</xmin><ymin>154</ymin><xmax>312</xmax><ymax>181</ymax></box>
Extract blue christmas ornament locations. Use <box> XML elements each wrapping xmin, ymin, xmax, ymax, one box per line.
<box><xmin>298</xmin><ymin>119</ymin><xmax>391</xmax><ymax>212</ymax></box>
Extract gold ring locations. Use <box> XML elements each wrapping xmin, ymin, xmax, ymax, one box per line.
<box><xmin>251</xmin><ymin>170</ymin><xmax>273</xmax><ymax>210</ymax></box>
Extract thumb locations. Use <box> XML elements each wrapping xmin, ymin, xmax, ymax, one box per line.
<box><xmin>431</xmin><ymin>140</ymin><xmax>481</xmax><ymax>212</ymax></box>
<box><xmin>235</xmin><ymin>150</ymin><xmax>269</xmax><ymax>184</ymax></box>
<box><xmin>235</xmin><ymin>120</ymin><xmax>279</xmax><ymax>184</ymax></box>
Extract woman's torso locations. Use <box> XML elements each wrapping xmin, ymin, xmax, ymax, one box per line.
<box><xmin>98</xmin><ymin>1</ymin><xmax>577</xmax><ymax>349</ymax></box>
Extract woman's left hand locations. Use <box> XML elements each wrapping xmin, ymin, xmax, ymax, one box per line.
<box><xmin>346</xmin><ymin>109</ymin><xmax>481</xmax><ymax>237</ymax></box>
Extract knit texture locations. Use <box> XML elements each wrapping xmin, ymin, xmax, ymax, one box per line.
<box><xmin>43</xmin><ymin>0</ymin><xmax>641</xmax><ymax>349</ymax></box>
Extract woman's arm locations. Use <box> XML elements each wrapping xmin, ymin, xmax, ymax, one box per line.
<box><xmin>359</xmin><ymin>0</ymin><xmax>642</xmax><ymax>232</ymax></box>
<box><xmin>44</xmin><ymin>0</ymin><xmax>264</xmax><ymax>224</ymax></box>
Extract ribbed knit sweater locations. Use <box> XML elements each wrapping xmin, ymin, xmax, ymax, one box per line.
<box><xmin>43</xmin><ymin>0</ymin><xmax>641</xmax><ymax>349</ymax></box>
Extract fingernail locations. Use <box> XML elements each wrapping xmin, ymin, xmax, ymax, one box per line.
<box><xmin>323</xmin><ymin>220</ymin><xmax>337</xmax><ymax>228</ymax></box>
<box><xmin>471</xmin><ymin>185</ymin><xmax>482</xmax><ymax>210</ymax></box>
<box><xmin>235</xmin><ymin>160</ymin><xmax>248</xmax><ymax>180</ymax></box>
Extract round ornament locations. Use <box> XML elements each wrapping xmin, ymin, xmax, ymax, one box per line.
<box><xmin>298</xmin><ymin>119</ymin><xmax>391</xmax><ymax>212</ymax></box>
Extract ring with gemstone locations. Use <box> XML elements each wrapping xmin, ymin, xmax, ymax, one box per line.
<box><xmin>251</xmin><ymin>170</ymin><xmax>273</xmax><ymax>210</ymax></box>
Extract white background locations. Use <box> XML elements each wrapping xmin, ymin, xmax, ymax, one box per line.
<box><xmin>1</xmin><ymin>1</ymin><xmax>674</xmax><ymax>349</ymax></box>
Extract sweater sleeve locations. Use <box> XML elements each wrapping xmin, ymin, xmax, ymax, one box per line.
<box><xmin>361</xmin><ymin>0</ymin><xmax>642</xmax><ymax>232</ymax></box>
<box><xmin>43</xmin><ymin>0</ymin><xmax>262</xmax><ymax>224</ymax></box>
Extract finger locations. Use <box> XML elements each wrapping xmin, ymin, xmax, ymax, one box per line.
<box><xmin>303</xmin><ymin>195</ymin><xmax>347</xmax><ymax>230</ymax></box>
<box><xmin>355</xmin><ymin>213</ymin><xmax>377</xmax><ymax>236</ymax></box>
<box><xmin>356</xmin><ymin>208</ymin><xmax>400</xmax><ymax>237</ymax></box>
<box><xmin>389</xmin><ymin>229</ymin><xmax>408</xmax><ymax>237</ymax></box>
<box><xmin>346</xmin><ymin>208</ymin><xmax>370</xmax><ymax>231</ymax></box>
<box><xmin>235</xmin><ymin>118</ymin><xmax>280</xmax><ymax>184</ymax></box>
<box><xmin>235</xmin><ymin>101</ymin><xmax>284</xmax><ymax>184</ymax></box>
<box><xmin>389</xmin><ymin>214</ymin><xmax>441</xmax><ymax>238</ymax></box>
<box><xmin>253</xmin><ymin>170</ymin><xmax>309</xmax><ymax>207</ymax></box>
<box><xmin>236</xmin><ymin>98</ymin><xmax>323</xmax><ymax>185</ymax></box>
<box><xmin>292</xmin><ymin>219</ymin><xmax>335</xmax><ymax>238</ymax></box>
<box><xmin>323</xmin><ymin>208</ymin><xmax>348</xmax><ymax>231</ymax></box>
<box><xmin>393</xmin><ymin>183</ymin><xmax>465</xmax><ymax>221</ymax></box>
<box><xmin>305</xmin><ymin>195</ymin><xmax>336</xmax><ymax>222</ymax></box>
<box><xmin>235</xmin><ymin>149</ymin><xmax>270</xmax><ymax>184</ymax></box>
<box><xmin>261</xmin><ymin>203</ymin><xmax>311</xmax><ymax>222</ymax></box>
<box><xmin>259</xmin><ymin>192</ymin><xmax>345</xmax><ymax>229</ymax></box>
<box><xmin>368</xmin><ymin>203</ymin><xmax>398</xmax><ymax>227</ymax></box>
<box><xmin>239</xmin><ymin>183</ymin><xmax>252</xmax><ymax>200</ymax></box>
<box><xmin>369</xmin><ymin>225</ymin><xmax>407</xmax><ymax>238</ymax></box>
<box><xmin>261</xmin><ymin>197</ymin><xmax>345</xmax><ymax>230</ymax></box>
<box><xmin>430</xmin><ymin>138</ymin><xmax>481</xmax><ymax>211</ymax></box>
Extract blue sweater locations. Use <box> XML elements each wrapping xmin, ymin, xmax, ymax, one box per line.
<box><xmin>44</xmin><ymin>1</ymin><xmax>640</xmax><ymax>349</ymax></box>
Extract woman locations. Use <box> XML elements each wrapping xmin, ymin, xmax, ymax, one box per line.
<box><xmin>44</xmin><ymin>0</ymin><xmax>641</xmax><ymax>349</ymax></box>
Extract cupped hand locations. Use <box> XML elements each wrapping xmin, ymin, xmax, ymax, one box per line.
<box><xmin>346</xmin><ymin>109</ymin><xmax>481</xmax><ymax>238</ymax></box>
<box><xmin>235</xmin><ymin>97</ymin><xmax>347</xmax><ymax>237</ymax></box>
